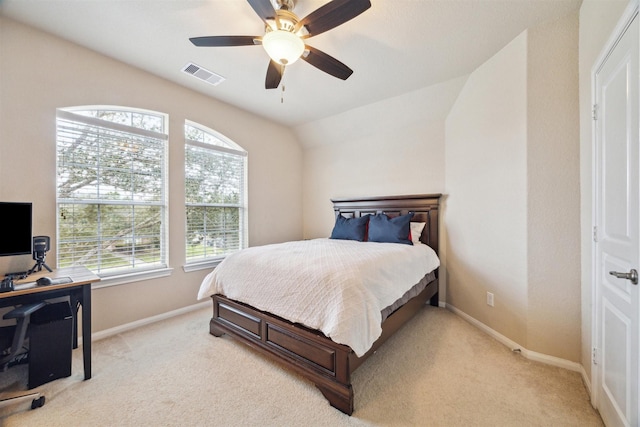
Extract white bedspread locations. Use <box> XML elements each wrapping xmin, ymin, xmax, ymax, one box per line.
<box><xmin>197</xmin><ymin>238</ymin><xmax>440</xmax><ymax>356</ymax></box>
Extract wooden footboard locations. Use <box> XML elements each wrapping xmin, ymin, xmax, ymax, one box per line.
<box><xmin>209</xmin><ymin>278</ymin><xmax>438</xmax><ymax>414</ymax></box>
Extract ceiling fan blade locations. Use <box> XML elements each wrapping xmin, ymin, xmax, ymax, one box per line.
<box><xmin>190</xmin><ymin>36</ymin><xmax>260</xmax><ymax>47</ymax></box>
<box><xmin>265</xmin><ymin>60</ymin><xmax>285</xmax><ymax>89</ymax></box>
<box><xmin>295</xmin><ymin>0</ymin><xmax>371</xmax><ymax>38</ymax></box>
<box><xmin>301</xmin><ymin>45</ymin><xmax>353</xmax><ymax>80</ymax></box>
<box><xmin>247</xmin><ymin>0</ymin><xmax>277</xmax><ymax>25</ymax></box>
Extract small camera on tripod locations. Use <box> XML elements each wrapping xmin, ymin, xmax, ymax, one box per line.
<box><xmin>28</xmin><ymin>236</ymin><xmax>52</xmax><ymax>275</ymax></box>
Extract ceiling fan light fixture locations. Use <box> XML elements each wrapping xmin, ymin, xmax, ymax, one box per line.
<box><xmin>262</xmin><ymin>29</ymin><xmax>304</xmax><ymax>65</ymax></box>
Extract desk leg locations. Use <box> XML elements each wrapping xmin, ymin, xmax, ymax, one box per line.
<box><xmin>70</xmin><ymin>294</ymin><xmax>80</xmax><ymax>349</ymax></box>
<box><xmin>82</xmin><ymin>284</ymin><xmax>92</xmax><ymax>380</ymax></box>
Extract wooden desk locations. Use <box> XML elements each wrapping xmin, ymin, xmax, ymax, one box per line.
<box><xmin>1</xmin><ymin>266</ymin><xmax>100</xmax><ymax>380</ymax></box>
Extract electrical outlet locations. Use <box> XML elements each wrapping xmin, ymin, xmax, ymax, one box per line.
<box><xmin>486</xmin><ymin>292</ymin><xmax>494</xmax><ymax>307</ymax></box>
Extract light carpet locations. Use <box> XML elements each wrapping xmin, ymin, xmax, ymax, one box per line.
<box><xmin>0</xmin><ymin>306</ymin><xmax>602</xmax><ymax>426</ymax></box>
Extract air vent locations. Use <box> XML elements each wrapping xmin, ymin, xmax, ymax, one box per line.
<box><xmin>182</xmin><ymin>62</ymin><xmax>225</xmax><ymax>86</ymax></box>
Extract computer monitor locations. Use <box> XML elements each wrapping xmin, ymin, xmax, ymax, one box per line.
<box><xmin>0</xmin><ymin>202</ymin><xmax>32</xmax><ymax>256</ymax></box>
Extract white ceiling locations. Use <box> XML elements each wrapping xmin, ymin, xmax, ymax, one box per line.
<box><xmin>0</xmin><ymin>0</ymin><xmax>581</xmax><ymax>127</ymax></box>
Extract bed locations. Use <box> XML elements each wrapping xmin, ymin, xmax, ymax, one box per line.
<box><xmin>198</xmin><ymin>194</ymin><xmax>441</xmax><ymax>415</ymax></box>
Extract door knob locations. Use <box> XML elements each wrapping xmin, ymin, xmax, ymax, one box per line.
<box><xmin>609</xmin><ymin>269</ymin><xmax>638</xmax><ymax>285</ymax></box>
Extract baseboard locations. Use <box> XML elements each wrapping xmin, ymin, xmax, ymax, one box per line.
<box><xmin>446</xmin><ymin>303</ymin><xmax>584</xmax><ymax>374</ymax></box>
<box><xmin>85</xmin><ymin>299</ymin><xmax>592</xmax><ymax>390</ymax></box>
<box><xmin>85</xmin><ymin>301</ymin><xmax>210</xmax><ymax>344</ymax></box>
<box><xmin>580</xmin><ymin>364</ymin><xmax>592</xmax><ymax>396</ymax></box>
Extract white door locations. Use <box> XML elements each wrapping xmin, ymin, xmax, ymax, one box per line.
<box><xmin>593</xmin><ymin>8</ymin><xmax>640</xmax><ymax>427</ymax></box>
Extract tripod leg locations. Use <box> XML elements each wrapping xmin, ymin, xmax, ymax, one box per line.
<box><xmin>43</xmin><ymin>263</ymin><xmax>53</xmax><ymax>273</ymax></box>
<box><xmin>27</xmin><ymin>263</ymin><xmax>39</xmax><ymax>275</ymax></box>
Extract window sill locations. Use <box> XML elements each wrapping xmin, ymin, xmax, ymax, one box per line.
<box><xmin>183</xmin><ymin>258</ymin><xmax>223</xmax><ymax>273</ymax></box>
<box><xmin>93</xmin><ymin>267</ymin><xmax>174</xmax><ymax>289</ymax></box>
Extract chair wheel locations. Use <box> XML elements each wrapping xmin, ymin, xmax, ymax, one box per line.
<box><xmin>31</xmin><ymin>396</ymin><xmax>45</xmax><ymax>409</ymax></box>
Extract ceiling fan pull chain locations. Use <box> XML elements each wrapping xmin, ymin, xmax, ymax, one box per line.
<box><xmin>281</xmin><ymin>85</ymin><xmax>285</xmax><ymax>104</ymax></box>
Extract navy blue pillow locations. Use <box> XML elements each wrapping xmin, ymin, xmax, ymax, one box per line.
<box><xmin>368</xmin><ymin>212</ymin><xmax>414</xmax><ymax>245</ymax></box>
<box><xmin>330</xmin><ymin>214</ymin><xmax>369</xmax><ymax>242</ymax></box>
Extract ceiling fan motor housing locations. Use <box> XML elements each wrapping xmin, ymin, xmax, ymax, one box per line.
<box><xmin>268</xmin><ymin>9</ymin><xmax>300</xmax><ymax>33</ymax></box>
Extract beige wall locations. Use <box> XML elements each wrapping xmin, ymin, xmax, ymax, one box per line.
<box><xmin>578</xmin><ymin>0</ymin><xmax>630</xmax><ymax>380</ymax></box>
<box><xmin>446</xmin><ymin>12</ymin><xmax>581</xmax><ymax>362</ymax></box>
<box><xmin>0</xmin><ymin>17</ymin><xmax>303</xmax><ymax>332</ymax></box>
<box><xmin>297</xmin><ymin>76</ymin><xmax>466</xmax><ymax>240</ymax></box>
<box><xmin>526</xmin><ymin>13</ymin><xmax>580</xmax><ymax>361</ymax></box>
<box><xmin>445</xmin><ymin>32</ymin><xmax>530</xmax><ymax>344</ymax></box>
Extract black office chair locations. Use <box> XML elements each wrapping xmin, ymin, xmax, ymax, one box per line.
<box><xmin>0</xmin><ymin>302</ymin><xmax>46</xmax><ymax>409</ymax></box>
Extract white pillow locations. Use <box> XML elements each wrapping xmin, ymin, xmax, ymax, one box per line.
<box><xmin>410</xmin><ymin>222</ymin><xmax>426</xmax><ymax>244</ymax></box>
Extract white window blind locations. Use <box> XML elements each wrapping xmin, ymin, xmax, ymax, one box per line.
<box><xmin>185</xmin><ymin>122</ymin><xmax>247</xmax><ymax>264</ymax></box>
<box><xmin>56</xmin><ymin>108</ymin><xmax>168</xmax><ymax>275</ymax></box>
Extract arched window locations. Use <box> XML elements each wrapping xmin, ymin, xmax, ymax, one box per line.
<box><xmin>184</xmin><ymin>121</ymin><xmax>247</xmax><ymax>268</ymax></box>
<box><xmin>56</xmin><ymin>107</ymin><xmax>168</xmax><ymax>277</ymax></box>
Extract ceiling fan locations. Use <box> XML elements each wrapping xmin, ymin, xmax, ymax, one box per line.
<box><xmin>189</xmin><ymin>0</ymin><xmax>372</xmax><ymax>89</ymax></box>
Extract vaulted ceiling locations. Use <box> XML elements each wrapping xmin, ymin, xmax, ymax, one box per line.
<box><xmin>0</xmin><ymin>0</ymin><xmax>581</xmax><ymax>127</ymax></box>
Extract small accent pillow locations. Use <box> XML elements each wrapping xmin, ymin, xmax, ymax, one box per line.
<box><xmin>330</xmin><ymin>214</ymin><xmax>369</xmax><ymax>242</ymax></box>
<box><xmin>368</xmin><ymin>212</ymin><xmax>414</xmax><ymax>245</ymax></box>
<box><xmin>410</xmin><ymin>222</ymin><xmax>426</xmax><ymax>244</ymax></box>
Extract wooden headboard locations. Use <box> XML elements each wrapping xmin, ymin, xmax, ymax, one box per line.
<box><xmin>331</xmin><ymin>194</ymin><xmax>442</xmax><ymax>254</ymax></box>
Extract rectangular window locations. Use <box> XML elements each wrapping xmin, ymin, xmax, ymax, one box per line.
<box><xmin>185</xmin><ymin>123</ymin><xmax>247</xmax><ymax>265</ymax></box>
<box><xmin>56</xmin><ymin>109</ymin><xmax>168</xmax><ymax>275</ymax></box>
